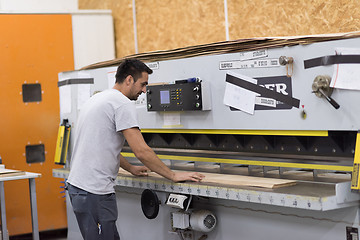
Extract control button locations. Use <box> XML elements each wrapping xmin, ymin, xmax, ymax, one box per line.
<box><xmin>195</xmin><ymin>102</ymin><xmax>201</xmax><ymax>108</ymax></box>
<box><xmin>195</xmin><ymin>94</ymin><xmax>200</xmax><ymax>100</ymax></box>
<box><xmin>146</xmin><ymin>89</ymin><xmax>151</xmax><ymax>94</ymax></box>
<box><xmin>193</xmin><ymin>86</ymin><xmax>199</xmax><ymax>92</ymax></box>
<box><xmin>147</xmin><ymin>104</ymin><xmax>152</xmax><ymax>109</ymax></box>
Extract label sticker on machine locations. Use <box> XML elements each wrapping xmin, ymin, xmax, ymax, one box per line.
<box><xmin>146</xmin><ymin>62</ymin><xmax>159</xmax><ymax>70</ymax></box>
<box><xmin>346</xmin><ymin>227</ymin><xmax>359</xmax><ymax>240</ymax></box>
<box><xmin>255</xmin><ymin>76</ymin><xmax>294</xmax><ymax>110</ymax></box>
<box><xmin>219</xmin><ymin>59</ymin><xmax>280</xmax><ymax>70</ymax></box>
<box><xmin>225</xmin><ymin>74</ymin><xmax>298</xmax><ymax>111</ymax></box>
<box><xmin>239</xmin><ymin>49</ymin><xmax>268</xmax><ymax>61</ymax></box>
<box><xmin>255</xmin><ymin>96</ymin><xmax>276</xmax><ymax>108</ymax></box>
<box><xmin>107</xmin><ymin>70</ymin><xmax>116</xmax><ymax>89</ymax></box>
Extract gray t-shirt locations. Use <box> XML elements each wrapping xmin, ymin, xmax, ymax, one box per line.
<box><xmin>67</xmin><ymin>89</ymin><xmax>139</xmax><ymax>194</ymax></box>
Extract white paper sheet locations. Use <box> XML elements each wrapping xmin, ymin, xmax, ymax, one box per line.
<box><xmin>331</xmin><ymin>48</ymin><xmax>360</xmax><ymax>90</ymax></box>
<box><xmin>59</xmin><ymin>85</ymin><xmax>71</xmax><ymax>114</ymax></box>
<box><xmin>107</xmin><ymin>70</ymin><xmax>116</xmax><ymax>89</ymax></box>
<box><xmin>77</xmin><ymin>84</ymin><xmax>91</xmax><ymax>110</ymax></box>
<box><xmin>77</xmin><ymin>71</ymin><xmax>92</xmax><ymax>110</ymax></box>
<box><xmin>163</xmin><ymin>112</ymin><xmax>182</xmax><ymax>127</ymax></box>
<box><xmin>223</xmin><ymin>72</ymin><xmax>260</xmax><ymax>115</ymax></box>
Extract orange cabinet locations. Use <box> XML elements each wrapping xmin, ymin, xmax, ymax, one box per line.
<box><xmin>0</xmin><ymin>14</ymin><xmax>74</xmax><ymax>235</ymax></box>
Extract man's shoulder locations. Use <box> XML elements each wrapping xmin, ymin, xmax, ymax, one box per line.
<box><xmin>92</xmin><ymin>89</ymin><xmax>131</xmax><ymax>106</ymax></box>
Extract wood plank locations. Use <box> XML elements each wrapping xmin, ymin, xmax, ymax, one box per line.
<box><xmin>0</xmin><ymin>169</ymin><xmax>26</xmax><ymax>178</ymax></box>
<box><xmin>82</xmin><ymin>32</ymin><xmax>360</xmax><ymax>70</ymax></box>
<box><xmin>118</xmin><ymin>169</ymin><xmax>296</xmax><ymax>189</ymax></box>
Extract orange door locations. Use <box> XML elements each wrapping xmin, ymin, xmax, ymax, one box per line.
<box><xmin>0</xmin><ymin>14</ymin><xmax>74</xmax><ymax>235</ymax></box>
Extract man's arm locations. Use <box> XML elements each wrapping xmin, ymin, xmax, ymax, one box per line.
<box><xmin>119</xmin><ymin>154</ymin><xmax>149</xmax><ymax>176</ymax></box>
<box><xmin>122</xmin><ymin>127</ymin><xmax>204</xmax><ymax>182</ymax></box>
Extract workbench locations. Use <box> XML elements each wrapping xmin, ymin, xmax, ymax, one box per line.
<box><xmin>53</xmin><ymin>167</ymin><xmax>358</xmax><ymax>211</ymax></box>
<box><xmin>0</xmin><ymin>167</ymin><xmax>41</xmax><ymax>240</ymax></box>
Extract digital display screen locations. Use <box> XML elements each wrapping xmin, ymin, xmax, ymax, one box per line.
<box><xmin>160</xmin><ymin>90</ymin><xmax>170</xmax><ymax>104</ymax></box>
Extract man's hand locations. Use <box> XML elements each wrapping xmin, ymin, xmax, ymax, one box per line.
<box><xmin>172</xmin><ymin>172</ymin><xmax>205</xmax><ymax>182</ymax></box>
<box><xmin>129</xmin><ymin>165</ymin><xmax>150</xmax><ymax>177</ymax></box>
<box><xmin>122</xmin><ymin>128</ymin><xmax>205</xmax><ymax>182</ymax></box>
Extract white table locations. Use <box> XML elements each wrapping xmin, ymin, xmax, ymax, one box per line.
<box><xmin>0</xmin><ymin>171</ymin><xmax>41</xmax><ymax>240</ymax></box>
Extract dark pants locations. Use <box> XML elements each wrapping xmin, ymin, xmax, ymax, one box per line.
<box><xmin>67</xmin><ymin>183</ymin><xmax>120</xmax><ymax>240</ymax></box>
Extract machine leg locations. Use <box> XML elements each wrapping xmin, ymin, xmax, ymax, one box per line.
<box><xmin>29</xmin><ymin>178</ymin><xmax>40</xmax><ymax>240</ymax></box>
<box><xmin>0</xmin><ymin>182</ymin><xmax>8</xmax><ymax>240</ymax></box>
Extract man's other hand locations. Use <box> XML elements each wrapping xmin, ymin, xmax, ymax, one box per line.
<box><xmin>129</xmin><ymin>165</ymin><xmax>150</xmax><ymax>176</ymax></box>
<box><xmin>172</xmin><ymin>172</ymin><xmax>205</xmax><ymax>182</ymax></box>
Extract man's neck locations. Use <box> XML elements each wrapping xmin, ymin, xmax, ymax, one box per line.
<box><xmin>113</xmin><ymin>83</ymin><xmax>128</xmax><ymax>98</ymax></box>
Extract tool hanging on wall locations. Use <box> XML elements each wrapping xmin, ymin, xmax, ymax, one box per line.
<box><xmin>54</xmin><ymin>119</ymin><xmax>71</xmax><ymax>165</ymax></box>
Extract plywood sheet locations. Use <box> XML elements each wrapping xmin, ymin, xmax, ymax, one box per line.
<box><xmin>196</xmin><ymin>171</ymin><xmax>296</xmax><ymax>188</ymax></box>
<box><xmin>82</xmin><ymin>31</ymin><xmax>360</xmax><ymax>70</ymax></box>
<box><xmin>118</xmin><ymin>169</ymin><xmax>296</xmax><ymax>189</ymax></box>
<box><xmin>80</xmin><ymin>0</ymin><xmax>360</xmax><ymax>59</ymax></box>
<box><xmin>136</xmin><ymin>0</ymin><xmax>226</xmax><ymax>53</ymax></box>
<box><xmin>228</xmin><ymin>0</ymin><xmax>360</xmax><ymax>39</ymax></box>
<box><xmin>0</xmin><ymin>169</ymin><xmax>25</xmax><ymax>178</ymax></box>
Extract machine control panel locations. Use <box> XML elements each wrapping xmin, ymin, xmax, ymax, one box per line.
<box><xmin>146</xmin><ymin>81</ymin><xmax>211</xmax><ymax>111</ymax></box>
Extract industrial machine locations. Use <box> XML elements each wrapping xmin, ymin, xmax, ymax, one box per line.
<box><xmin>54</xmin><ymin>32</ymin><xmax>360</xmax><ymax>240</ymax></box>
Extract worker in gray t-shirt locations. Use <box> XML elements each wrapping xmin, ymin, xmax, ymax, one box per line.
<box><xmin>67</xmin><ymin>58</ymin><xmax>205</xmax><ymax>240</ymax></box>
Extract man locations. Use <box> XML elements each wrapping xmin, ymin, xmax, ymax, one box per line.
<box><xmin>67</xmin><ymin>58</ymin><xmax>204</xmax><ymax>239</ymax></box>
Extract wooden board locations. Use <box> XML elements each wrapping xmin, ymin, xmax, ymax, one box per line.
<box><xmin>0</xmin><ymin>169</ymin><xmax>26</xmax><ymax>178</ymax></box>
<box><xmin>82</xmin><ymin>32</ymin><xmax>360</xmax><ymax>70</ymax></box>
<box><xmin>118</xmin><ymin>169</ymin><xmax>296</xmax><ymax>189</ymax></box>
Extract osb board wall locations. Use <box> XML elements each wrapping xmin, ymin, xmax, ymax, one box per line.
<box><xmin>135</xmin><ymin>0</ymin><xmax>225</xmax><ymax>54</ymax></box>
<box><xmin>79</xmin><ymin>0</ymin><xmax>360</xmax><ymax>59</ymax></box>
<box><xmin>228</xmin><ymin>0</ymin><xmax>360</xmax><ymax>38</ymax></box>
<box><xmin>78</xmin><ymin>0</ymin><xmax>135</xmax><ymax>57</ymax></box>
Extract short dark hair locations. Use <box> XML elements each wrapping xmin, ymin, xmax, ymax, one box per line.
<box><xmin>115</xmin><ymin>58</ymin><xmax>153</xmax><ymax>84</ymax></box>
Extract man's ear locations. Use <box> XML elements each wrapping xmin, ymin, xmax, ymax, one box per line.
<box><xmin>125</xmin><ymin>75</ymin><xmax>133</xmax><ymax>85</ymax></box>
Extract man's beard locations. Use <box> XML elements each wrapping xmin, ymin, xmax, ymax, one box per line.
<box><xmin>130</xmin><ymin>93</ymin><xmax>141</xmax><ymax>101</ymax></box>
